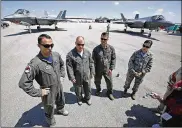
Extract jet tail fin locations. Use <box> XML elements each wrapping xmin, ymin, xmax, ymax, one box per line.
<box><xmin>61</xmin><ymin>10</ymin><xmax>66</xmax><ymax>19</ymax></box>
<box><xmin>135</xmin><ymin>14</ymin><xmax>139</xmax><ymax>19</ymax></box>
<box><xmin>56</xmin><ymin>11</ymin><xmax>63</xmax><ymax>19</ymax></box>
<box><xmin>44</xmin><ymin>11</ymin><xmax>48</xmax><ymax>17</ymax></box>
<box><xmin>120</xmin><ymin>13</ymin><xmax>126</xmax><ymax>22</ymax></box>
<box><xmin>56</xmin><ymin>10</ymin><xmax>66</xmax><ymax>19</ymax></box>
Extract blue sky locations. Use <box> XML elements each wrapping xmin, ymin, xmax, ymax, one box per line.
<box><xmin>1</xmin><ymin>1</ymin><xmax>181</xmax><ymax>23</ymax></box>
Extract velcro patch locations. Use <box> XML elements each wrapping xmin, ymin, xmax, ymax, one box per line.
<box><xmin>25</xmin><ymin>66</ymin><xmax>31</xmax><ymax>73</ymax></box>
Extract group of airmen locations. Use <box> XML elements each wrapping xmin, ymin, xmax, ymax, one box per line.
<box><xmin>19</xmin><ymin>32</ymin><xmax>159</xmax><ymax>126</ymax></box>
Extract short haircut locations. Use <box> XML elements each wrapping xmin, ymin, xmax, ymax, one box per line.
<box><xmin>76</xmin><ymin>36</ymin><xmax>84</xmax><ymax>41</ymax></box>
<box><xmin>144</xmin><ymin>40</ymin><xmax>153</xmax><ymax>47</ymax></box>
<box><xmin>101</xmin><ymin>32</ymin><xmax>109</xmax><ymax>37</ymax></box>
<box><xmin>38</xmin><ymin>34</ymin><xmax>52</xmax><ymax>44</ymax></box>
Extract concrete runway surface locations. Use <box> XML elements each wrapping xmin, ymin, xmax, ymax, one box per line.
<box><xmin>1</xmin><ymin>23</ymin><xmax>181</xmax><ymax>127</ymax></box>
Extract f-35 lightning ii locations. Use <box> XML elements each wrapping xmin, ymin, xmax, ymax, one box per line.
<box><xmin>113</xmin><ymin>13</ymin><xmax>174</xmax><ymax>37</ymax></box>
<box><xmin>4</xmin><ymin>9</ymin><xmax>76</xmax><ymax>33</ymax></box>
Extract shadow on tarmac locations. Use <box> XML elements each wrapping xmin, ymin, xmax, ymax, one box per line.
<box><xmin>109</xmin><ymin>30</ymin><xmax>160</xmax><ymax>41</ymax></box>
<box><xmin>4</xmin><ymin>28</ymin><xmax>67</xmax><ymax>37</ymax></box>
<box><xmin>123</xmin><ymin>104</ymin><xmax>160</xmax><ymax>127</ymax></box>
<box><xmin>15</xmin><ymin>103</ymin><xmax>49</xmax><ymax>127</ymax></box>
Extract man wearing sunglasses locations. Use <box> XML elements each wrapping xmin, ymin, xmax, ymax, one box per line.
<box><xmin>123</xmin><ymin>40</ymin><xmax>153</xmax><ymax>100</ymax></box>
<box><xmin>92</xmin><ymin>32</ymin><xmax>116</xmax><ymax>100</ymax></box>
<box><xmin>66</xmin><ymin>36</ymin><xmax>95</xmax><ymax>106</ymax></box>
<box><xmin>19</xmin><ymin>34</ymin><xmax>68</xmax><ymax>126</ymax></box>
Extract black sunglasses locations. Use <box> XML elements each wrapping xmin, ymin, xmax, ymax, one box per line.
<box><xmin>143</xmin><ymin>44</ymin><xmax>150</xmax><ymax>48</ymax></box>
<box><xmin>77</xmin><ymin>43</ymin><xmax>84</xmax><ymax>46</ymax></box>
<box><xmin>40</xmin><ymin>43</ymin><xmax>54</xmax><ymax>48</ymax></box>
<box><xmin>101</xmin><ymin>38</ymin><xmax>108</xmax><ymax>41</ymax></box>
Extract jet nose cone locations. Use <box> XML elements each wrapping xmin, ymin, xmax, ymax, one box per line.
<box><xmin>4</xmin><ymin>15</ymin><xmax>13</xmax><ymax>19</ymax></box>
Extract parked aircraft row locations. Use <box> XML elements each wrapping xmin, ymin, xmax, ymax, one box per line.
<box><xmin>3</xmin><ymin>9</ymin><xmax>175</xmax><ymax>37</ymax></box>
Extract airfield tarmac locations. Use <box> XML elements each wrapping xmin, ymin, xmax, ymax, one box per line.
<box><xmin>1</xmin><ymin>22</ymin><xmax>181</xmax><ymax>127</ymax></box>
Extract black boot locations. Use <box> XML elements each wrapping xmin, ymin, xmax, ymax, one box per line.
<box><xmin>124</xmin><ymin>89</ymin><xmax>127</xmax><ymax>94</ymax></box>
<box><xmin>107</xmin><ymin>91</ymin><xmax>115</xmax><ymax>100</ymax></box>
<box><xmin>95</xmin><ymin>88</ymin><xmax>101</xmax><ymax>96</ymax></box>
<box><xmin>45</xmin><ymin>114</ymin><xmax>56</xmax><ymax>127</ymax></box>
<box><xmin>131</xmin><ymin>91</ymin><xmax>136</xmax><ymax>100</ymax></box>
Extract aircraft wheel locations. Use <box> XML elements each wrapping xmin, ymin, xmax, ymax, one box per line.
<box><xmin>3</xmin><ymin>24</ymin><xmax>6</xmax><ymax>28</ymax></box>
<box><xmin>55</xmin><ymin>26</ymin><xmax>58</xmax><ymax>30</ymax></box>
<box><xmin>124</xmin><ymin>29</ymin><xmax>126</xmax><ymax>32</ymax></box>
<box><xmin>141</xmin><ymin>30</ymin><xmax>144</xmax><ymax>34</ymax></box>
<box><xmin>37</xmin><ymin>26</ymin><xmax>40</xmax><ymax>30</ymax></box>
<box><xmin>148</xmin><ymin>33</ymin><xmax>151</xmax><ymax>37</ymax></box>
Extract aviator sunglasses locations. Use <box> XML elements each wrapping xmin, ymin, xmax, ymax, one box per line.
<box><xmin>77</xmin><ymin>43</ymin><xmax>85</xmax><ymax>46</ymax></box>
<box><xmin>40</xmin><ymin>43</ymin><xmax>54</xmax><ymax>48</ymax></box>
<box><xmin>101</xmin><ymin>38</ymin><xmax>108</xmax><ymax>41</ymax></box>
<box><xmin>143</xmin><ymin>44</ymin><xmax>150</xmax><ymax>48</ymax></box>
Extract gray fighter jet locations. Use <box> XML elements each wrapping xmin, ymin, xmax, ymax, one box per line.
<box><xmin>113</xmin><ymin>13</ymin><xmax>174</xmax><ymax>37</ymax></box>
<box><xmin>3</xmin><ymin>9</ymin><xmax>72</xmax><ymax>33</ymax></box>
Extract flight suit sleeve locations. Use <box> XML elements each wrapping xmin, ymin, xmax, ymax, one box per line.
<box><xmin>110</xmin><ymin>47</ymin><xmax>116</xmax><ymax>70</ymax></box>
<box><xmin>92</xmin><ymin>49</ymin><xmax>96</xmax><ymax>68</ymax></box>
<box><xmin>89</xmin><ymin>52</ymin><xmax>95</xmax><ymax>75</ymax></box>
<box><xmin>142</xmin><ymin>54</ymin><xmax>153</xmax><ymax>74</ymax></box>
<box><xmin>66</xmin><ymin>54</ymin><xmax>75</xmax><ymax>81</ymax></box>
<box><xmin>59</xmin><ymin>54</ymin><xmax>65</xmax><ymax>78</ymax></box>
<box><xmin>19</xmin><ymin>64</ymin><xmax>42</xmax><ymax>97</ymax></box>
<box><xmin>128</xmin><ymin>52</ymin><xmax>136</xmax><ymax>74</ymax></box>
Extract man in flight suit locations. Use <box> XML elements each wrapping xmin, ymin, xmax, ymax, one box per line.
<box><xmin>66</xmin><ymin>36</ymin><xmax>95</xmax><ymax>106</ymax></box>
<box><xmin>92</xmin><ymin>32</ymin><xmax>116</xmax><ymax>100</ymax></box>
<box><xmin>19</xmin><ymin>34</ymin><xmax>68</xmax><ymax>126</ymax></box>
<box><xmin>123</xmin><ymin>40</ymin><xmax>153</xmax><ymax>100</ymax></box>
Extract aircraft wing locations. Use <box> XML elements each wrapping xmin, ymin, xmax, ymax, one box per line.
<box><xmin>36</xmin><ymin>18</ymin><xmax>73</xmax><ymax>22</ymax></box>
<box><xmin>112</xmin><ymin>20</ymin><xmax>135</xmax><ymax>25</ymax></box>
<box><xmin>112</xmin><ymin>21</ymin><xmax>125</xmax><ymax>24</ymax></box>
<box><xmin>64</xmin><ymin>18</ymin><xmax>93</xmax><ymax>20</ymax></box>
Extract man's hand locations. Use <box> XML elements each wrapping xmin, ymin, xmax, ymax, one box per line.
<box><xmin>135</xmin><ymin>72</ymin><xmax>142</xmax><ymax>77</ymax></box>
<box><xmin>151</xmin><ymin>93</ymin><xmax>162</xmax><ymax>101</ymax></box>
<box><xmin>108</xmin><ymin>70</ymin><xmax>112</xmax><ymax>76</ymax></box>
<box><xmin>41</xmin><ymin>88</ymin><xmax>50</xmax><ymax>96</ymax></box>
<box><xmin>71</xmin><ymin>79</ymin><xmax>76</xmax><ymax>84</ymax></box>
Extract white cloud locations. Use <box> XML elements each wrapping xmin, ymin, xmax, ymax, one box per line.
<box><xmin>154</xmin><ymin>8</ymin><xmax>163</xmax><ymax>15</ymax></box>
<box><xmin>114</xmin><ymin>1</ymin><xmax>119</xmax><ymax>5</ymax></box>
<box><xmin>148</xmin><ymin>7</ymin><xmax>154</xmax><ymax>10</ymax></box>
<box><xmin>82</xmin><ymin>1</ymin><xmax>86</xmax><ymax>4</ymax></box>
<box><xmin>52</xmin><ymin>10</ymin><xmax>54</xmax><ymax>12</ymax></box>
<box><xmin>168</xmin><ymin>11</ymin><xmax>175</xmax><ymax>16</ymax></box>
<box><xmin>133</xmin><ymin>11</ymin><xmax>140</xmax><ymax>14</ymax></box>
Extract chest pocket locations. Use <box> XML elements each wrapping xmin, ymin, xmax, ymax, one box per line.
<box><xmin>144</xmin><ymin>56</ymin><xmax>150</xmax><ymax>63</ymax></box>
<box><xmin>83</xmin><ymin>54</ymin><xmax>89</xmax><ymax>63</ymax></box>
<box><xmin>134</xmin><ymin>54</ymin><xmax>142</xmax><ymax>64</ymax></box>
<box><xmin>96</xmin><ymin>49</ymin><xmax>103</xmax><ymax>59</ymax></box>
<box><xmin>104</xmin><ymin>50</ymin><xmax>111</xmax><ymax>61</ymax></box>
<box><xmin>73</xmin><ymin>57</ymin><xmax>82</xmax><ymax>71</ymax></box>
<box><xmin>39</xmin><ymin>64</ymin><xmax>56</xmax><ymax>87</ymax></box>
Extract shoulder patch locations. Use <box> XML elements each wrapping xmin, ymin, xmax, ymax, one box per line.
<box><xmin>25</xmin><ymin>65</ymin><xmax>31</xmax><ymax>73</ymax></box>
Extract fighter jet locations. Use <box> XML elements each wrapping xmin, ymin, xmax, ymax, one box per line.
<box><xmin>43</xmin><ymin>10</ymin><xmax>93</xmax><ymax>20</ymax></box>
<box><xmin>113</xmin><ymin>13</ymin><xmax>174</xmax><ymax>37</ymax></box>
<box><xmin>3</xmin><ymin>9</ymin><xmax>72</xmax><ymax>33</ymax></box>
<box><xmin>112</xmin><ymin>14</ymin><xmax>139</xmax><ymax>24</ymax></box>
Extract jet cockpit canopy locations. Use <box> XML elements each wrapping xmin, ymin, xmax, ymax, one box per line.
<box><xmin>14</xmin><ymin>9</ymin><xmax>30</xmax><ymax>15</ymax></box>
<box><xmin>152</xmin><ymin>15</ymin><xmax>165</xmax><ymax>20</ymax></box>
